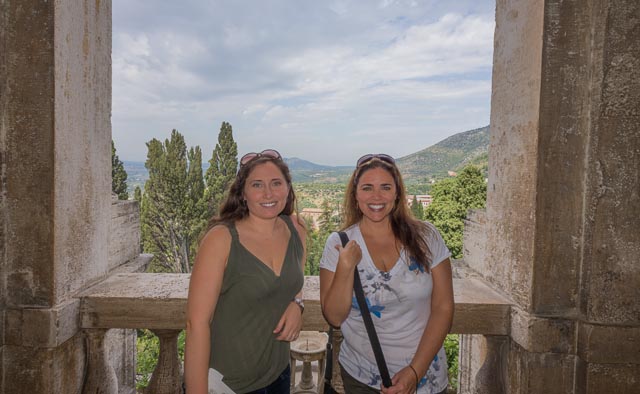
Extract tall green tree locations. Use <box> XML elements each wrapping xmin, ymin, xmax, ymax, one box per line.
<box><xmin>140</xmin><ymin>130</ymin><xmax>206</xmax><ymax>273</ymax></box>
<box><xmin>305</xmin><ymin>200</ymin><xmax>339</xmax><ymax>275</ymax></box>
<box><xmin>112</xmin><ymin>140</ymin><xmax>129</xmax><ymax>200</ymax></box>
<box><xmin>205</xmin><ymin>122</ymin><xmax>238</xmax><ymax>217</ymax></box>
<box><xmin>186</xmin><ymin>146</ymin><xmax>208</xmax><ymax>261</ymax></box>
<box><xmin>424</xmin><ymin>165</ymin><xmax>486</xmax><ymax>259</ymax></box>
<box><xmin>410</xmin><ymin>195</ymin><xmax>424</xmax><ymax>220</ymax></box>
<box><xmin>318</xmin><ymin>200</ymin><xmax>337</xmax><ymax>233</ymax></box>
<box><xmin>133</xmin><ymin>186</ymin><xmax>142</xmax><ymax>203</ymax></box>
<box><xmin>305</xmin><ymin>230</ymin><xmax>324</xmax><ymax>276</ymax></box>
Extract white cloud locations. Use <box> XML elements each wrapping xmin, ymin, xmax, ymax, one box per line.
<box><xmin>112</xmin><ymin>1</ymin><xmax>495</xmax><ymax>165</ymax></box>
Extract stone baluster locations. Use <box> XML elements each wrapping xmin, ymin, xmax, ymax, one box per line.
<box><xmin>473</xmin><ymin>335</ymin><xmax>508</xmax><ymax>394</ymax></box>
<box><xmin>82</xmin><ymin>329</ymin><xmax>119</xmax><ymax>394</ymax></box>
<box><xmin>145</xmin><ymin>329</ymin><xmax>183</xmax><ymax>394</ymax></box>
<box><xmin>458</xmin><ymin>334</ymin><xmax>509</xmax><ymax>394</ymax></box>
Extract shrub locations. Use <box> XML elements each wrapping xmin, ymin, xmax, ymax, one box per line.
<box><xmin>444</xmin><ymin>334</ymin><xmax>459</xmax><ymax>391</ymax></box>
<box><xmin>136</xmin><ymin>329</ymin><xmax>186</xmax><ymax>390</ymax></box>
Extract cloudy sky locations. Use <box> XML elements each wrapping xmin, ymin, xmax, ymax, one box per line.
<box><xmin>112</xmin><ymin>0</ymin><xmax>495</xmax><ymax>166</ymax></box>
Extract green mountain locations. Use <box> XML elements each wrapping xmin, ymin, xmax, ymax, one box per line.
<box><xmin>396</xmin><ymin>125</ymin><xmax>489</xmax><ymax>182</ymax></box>
<box><xmin>283</xmin><ymin>158</ymin><xmax>353</xmax><ymax>183</ymax></box>
<box><xmin>124</xmin><ymin>125</ymin><xmax>490</xmax><ymax>193</ymax></box>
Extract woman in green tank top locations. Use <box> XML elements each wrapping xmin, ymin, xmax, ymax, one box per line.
<box><xmin>185</xmin><ymin>149</ymin><xmax>306</xmax><ymax>394</ymax></box>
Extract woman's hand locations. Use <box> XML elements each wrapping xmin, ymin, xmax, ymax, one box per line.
<box><xmin>380</xmin><ymin>365</ymin><xmax>418</xmax><ymax>394</ymax></box>
<box><xmin>320</xmin><ymin>237</ymin><xmax>363</xmax><ymax>327</ymax></box>
<box><xmin>336</xmin><ymin>239</ymin><xmax>362</xmax><ymax>271</ymax></box>
<box><xmin>273</xmin><ymin>301</ymin><xmax>303</xmax><ymax>341</ymax></box>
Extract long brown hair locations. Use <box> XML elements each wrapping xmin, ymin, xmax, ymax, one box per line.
<box><xmin>342</xmin><ymin>158</ymin><xmax>433</xmax><ymax>270</ymax></box>
<box><xmin>205</xmin><ymin>156</ymin><xmax>300</xmax><ymax>231</ymax></box>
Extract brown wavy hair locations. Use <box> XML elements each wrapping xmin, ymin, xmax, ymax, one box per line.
<box><xmin>205</xmin><ymin>156</ymin><xmax>301</xmax><ymax>231</ymax></box>
<box><xmin>342</xmin><ymin>157</ymin><xmax>433</xmax><ymax>271</ymax></box>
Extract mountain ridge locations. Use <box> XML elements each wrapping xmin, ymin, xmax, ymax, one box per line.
<box><xmin>396</xmin><ymin>125</ymin><xmax>489</xmax><ymax>181</ymax></box>
<box><xmin>124</xmin><ymin>125</ymin><xmax>489</xmax><ymax>188</ymax></box>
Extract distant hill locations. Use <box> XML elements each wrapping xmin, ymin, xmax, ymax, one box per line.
<box><xmin>396</xmin><ymin>125</ymin><xmax>489</xmax><ymax>182</ymax></box>
<box><xmin>123</xmin><ymin>125</ymin><xmax>490</xmax><ymax>192</ymax></box>
<box><xmin>284</xmin><ymin>158</ymin><xmax>353</xmax><ymax>183</ymax></box>
<box><xmin>123</xmin><ymin>157</ymin><xmax>353</xmax><ymax>191</ymax></box>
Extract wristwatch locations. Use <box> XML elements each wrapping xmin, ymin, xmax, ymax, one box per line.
<box><xmin>292</xmin><ymin>297</ymin><xmax>305</xmax><ymax>314</ymax></box>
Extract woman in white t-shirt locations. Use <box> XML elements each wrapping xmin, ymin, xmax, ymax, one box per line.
<box><xmin>320</xmin><ymin>154</ymin><xmax>454</xmax><ymax>394</ymax></box>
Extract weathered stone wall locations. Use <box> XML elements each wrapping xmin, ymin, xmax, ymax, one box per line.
<box><xmin>485</xmin><ymin>0</ymin><xmax>544</xmax><ymax>310</ymax></box>
<box><xmin>461</xmin><ymin>0</ymin><xmax>640</xmax><ymax>392</ymax></box>
<box><xmin>52</xmin><ymin>0</ymin><xmax>112</xmax><ymax>304</ymax></box>
<box><xmin>580</xmin><ymin>0</ymin><xmax>639</xmax><ymax>327</ymax></box>
<box><xmin>109</xmin><ymin>200</ymin><xmax>142</xmax><ymax>271</ymax></box>
<box><xmin>0</xmin><ymin>0</ymin><xmax>121</xmax><ymax>392</ymax></box>
<box><xmin>461</xmin><ymin>209</ymin><xmax>487</xmax><ymax>276</ymax></box>
<box><xmin>577</xmin><ymin>0</ymin><xmax>640</xmax><ymax>390</ymax></box>
<box><xmin>2</xmin><ymin>0</ymin><xmax>111</xmax><ymax>310</ymax></box>
<box><xmin>0</xmin><ymin>0</ymin><xmax>8</xmax><ymax>390</ymax></box>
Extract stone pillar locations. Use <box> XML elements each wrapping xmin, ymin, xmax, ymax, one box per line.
<box><xmin>461</xmin><ymin>0</ymin><xmax>639</xmax><ymax>393</ymax></box>
<box><xmin>1</xmin><ymin>0</ymin><xmax>114</xmax><ymax>393</ymax></box>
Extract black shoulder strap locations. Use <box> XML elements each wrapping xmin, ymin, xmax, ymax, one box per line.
<box><xmin>338</xmin><ymin>232</ymin><xmax>392</xmax><ymax>388</ymax></box>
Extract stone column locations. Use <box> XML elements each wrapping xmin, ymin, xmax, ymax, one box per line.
<box><xmin>1</xmin><ymin>0</ymin><xmax>114</xmax><ymax>393</ymax></box>
<box><xmin>461</xmin><ymin>0</ymin><xmax>639</xmax><ymax>393</ymax></box>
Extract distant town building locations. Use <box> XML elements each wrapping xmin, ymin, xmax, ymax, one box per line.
<box><xmin>407</xmin><ymin>195</ymin><xmax>432</xmax><ymax>209</ymax></box>
<box><xmin>300</xmin><ymin>208</ymin><xmax>324</xmax><ymax>230</ymax></box>
<box><xmin>447</xmin><ymin>170</ymin><xmax>457</xmax><ymax>177</ymax></box>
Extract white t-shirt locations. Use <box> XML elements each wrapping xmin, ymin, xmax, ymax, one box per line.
<box><xmin>320</xmin><ymin>222</ymin><xmax>450</xmax><ymax>394</ymax></box>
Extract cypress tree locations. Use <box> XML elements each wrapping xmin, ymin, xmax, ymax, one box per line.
<box><xmin>112</xmin><ymin>140</ymin><xmax>129</xmax><ymax>200</ymax></box>
<box><xmin>318</xmin><ymin>199</ymin><xmax>336</xmax><ymax>234</ymax></box>
<box><xmin>133</xmin><ymin>186</ymin><xmax>142</xmax><ymax>203</ymax></box>
<box><xmin>410</xmin><ymin>194</ymin><xmax>424</xmax><ymax>220</ymax></box>
<box><xmin>205</xmin><ymin>121</ymin><xmax>238</xmax><ymax>217</ymax></box>
<box><xmin>140</xmin><ymin>130</ymin><xmax>205</xmax><ymax>273</ymax></box>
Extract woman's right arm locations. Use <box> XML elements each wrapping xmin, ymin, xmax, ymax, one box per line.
<box><xmin>319</xmin><ymin>237</ymin><xmax>362</xmax><ymax>327</ymax></box>
<box><xmin>184</xmin><ymin>226</ymin><xmax>231</xmax><ymax>394</ymax></box>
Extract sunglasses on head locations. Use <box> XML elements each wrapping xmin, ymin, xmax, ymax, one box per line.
<box><xmin>239</xmin><ymin>149</ymin><xmax>282</xmax><ymax>167</ymax></box>
<box><xmin>356</xmin><ymin>153</ymin><xmax>395</xmax><ymax>168</ymax></box>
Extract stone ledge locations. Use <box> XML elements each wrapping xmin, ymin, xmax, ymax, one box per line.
<box><xmin>510</xmin><ymin>308</ymin><xmax>640</xmax><ymax>364</ymax></box>
<box><xmin>3</xmin><ymin>254</ymin><xmax>152</xmax><ymax>348</ymax></box>
<box><xmin>453</xmin><ymin>277</ymin><xmax>511</xmax><ymax>334</ymax></box>
<box><xmin>79</xmin><ymin>274</ymin><xmax>513</xmax><ymax>336</ymax></box>
<box><xmin>510</xmin><ymin>306</ymin><xmax>577</xmax><ymax>354</ymax></box>
<box><xmin>79</xmin><ymin>273</ymin><xmax>189</xmax><ymax>330</ymax></box>
<box><xmin>5</xmin><ymin>299</ymin><xmax>80</xmax><ymax>348</ymax></box>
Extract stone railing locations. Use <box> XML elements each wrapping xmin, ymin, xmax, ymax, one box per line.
<box><xmin>79</xmin><ymin>274</ymin><xmax>511</xmax><ymax>394</ymax></box>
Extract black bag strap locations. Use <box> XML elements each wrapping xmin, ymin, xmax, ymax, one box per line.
<box><xmin>338</xmin><ymin>232</ymin><xmax>393</xmax><ymax>388</ymax></box>
<box><xmin>323</xmin><ymin>327</ymin><xmax>334</xmax><ymax>393</ymax></box>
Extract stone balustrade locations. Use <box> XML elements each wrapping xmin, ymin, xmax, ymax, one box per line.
<box><xmin>78</xmin><ymin>274</ymin><xmax>512</xmax><ymax>393</ymax></box>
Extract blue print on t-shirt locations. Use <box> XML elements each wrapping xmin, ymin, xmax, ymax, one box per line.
<box><xmin>351</xmin><ymin>296</ymin><xmax>385</xmax><ymax>318</ymax></box>
<box><xmin>408</xmin><ymin>257</ymin><xmax>425</xmax><ymax>273</ymax></box>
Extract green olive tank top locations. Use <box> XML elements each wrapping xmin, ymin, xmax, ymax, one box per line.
<box><xmin>209</xmin><ymin>215</ymin><xmax>304</xmax><ymax>393</ymax></box>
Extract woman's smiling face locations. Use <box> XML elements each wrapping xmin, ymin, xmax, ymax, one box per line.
<box><xmin>355</xmin><ymin>167</ymin><xmax>397</xmax><ymax>224</ymax></box>
<box><xmin>243</xmin><ymin>161</ymin><xmax>290</xmax><ymax>220</ymax></box>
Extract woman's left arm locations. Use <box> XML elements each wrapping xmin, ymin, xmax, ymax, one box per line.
<box><xmin>383</xmin><ymin>258</ymin><xmax>454</xmax><ymax>394</ymax></box>
<box><xmin>273</xmin><ymin>215</ymin><xmax>308</xmax><ymax>341</ymax></box>
<box><xmin>411</xmin><ymin>258</ymin><xmax>454</xmax><ymax>383</ymax></box>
